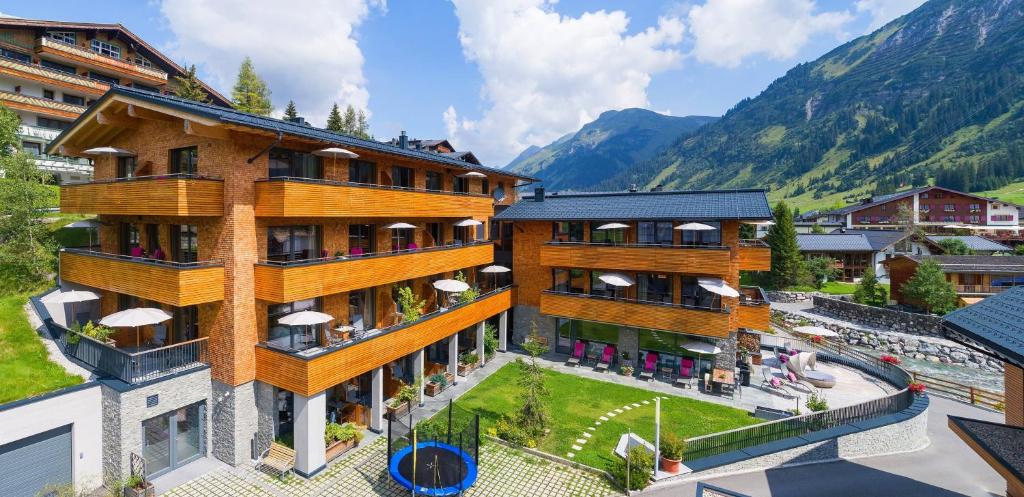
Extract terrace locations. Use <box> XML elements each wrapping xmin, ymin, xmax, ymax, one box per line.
<box><xmin>60</xmin><ymin>173</ymin><xmax>224</xmax><ymax>217</ymax></box>
<box><xmin>59</xmin><ymin>249</ymin><xmax>225</xmax><ymax>307</ymax></box>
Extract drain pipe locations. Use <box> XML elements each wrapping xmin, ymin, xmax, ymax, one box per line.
<box><xmin>247</xmin><ymin>131</ymin><xmax>284</xmax><ymax>164</ymax></box>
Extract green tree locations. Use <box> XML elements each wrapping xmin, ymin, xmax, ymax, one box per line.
<box><xmin>937</xmin><ymin>238</ymin><xmax>974</xmax><ymax>255</ymax></box>
<box><xmin>355</xmin><ymin>109</ymin><xmax>370</xmax><ymax>139</ymax></box>
<box><xmin>810</xmin><ymin>224</ymin><xmax>825</xmax><ymax>234</ymax></box>
<box><xmin>342</xmin><ymin>105</ymin><xmax>358</xmax><ymax>134</ymax></box>
<box><xmin>516</xmin><ymin>320</ymin><xmax>549</xmax><ymax>438</ymax></box>
<box><xmin>802</xmin><ymin>256</ymin><xmax>839</xmax><ymax>289</ymax></box>
<box><xmin>172</xmin><ymin>64</ymin><xmax>210</xmax><ymax>103</ymax></box>
<box><xmin>0</xmin><ymin>106</ymin><xmax>56</xmax><ymax>291</ymax></box>
<box><xmin>903</xmin><ymin>260</ymin><xmax>958</xmax><ymax>314</ymax></box>
<box><xmin>231</xmin><ymin>57</ymin><xmax>272</xmax><ymax>115</ymax></box>
<box><xmin>853</xmin><ymin>268</ymin><xmax>888</xmax><ymax>307</ymax></box>
<box><xmin>283</xmin><ymin>100</ymin><xmax>298</xmax><ymax>120</ymax></box>
<box><xmin>739</xmin><ymin>223</ymin><xmax>756</xmax><ymax>239</ymax></box>
<box><xmin>325</xmin><ymin>103</ymin><xmax>344</xmax><ymax>132</ymax></box>
<box><xmin>764</xmin><ymin>200</ymin><xmax>801</xmax><ymax>289</ymax></box>
<box><xmin>1014</xmin><ymin>244</ymin><xmax>1024</xmax><ymax>255</ymax></box>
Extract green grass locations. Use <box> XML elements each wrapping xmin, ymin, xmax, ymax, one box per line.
<box><xmin>786</xmin><ymin>281</ymin><xmax>890</xmax><ymax>295</ymax></box>
<box><xmin>437</xmin><ymin>362</ymin><xmax>759</xmax><ymax>470</ymax></box>
<box><xmin>0</xmin><ymin>292</ymin><xmax>83</xmax><ymax>404</ymax></box>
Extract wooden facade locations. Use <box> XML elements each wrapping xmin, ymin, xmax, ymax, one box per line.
<box><xmin>539</xmin><ymin>292</ymin><xmax>732</xmax><ymax>338</ymax></box>
<box><xmin>255</xmin><ymin>289</ymin><xmax>512</xmax><ymax>396</ymax></box>
<box><xmin>60</xmin><ymin>251</ymin><xmax>224</xmax><ymax>306</ymax></box>
<box><xmin>60</xmin><ymin>177</ymin><xmax>224</xmax><ymax>216</ymax></box>
<box><xmin>253</xmin><ymin>180</ymin><xmax>495</xmax><ymax>219</ymax></box>
<box><xmin>254</xmin><ymin>243</ymin><xmax>494</xmax><ymax>302</ymax></box>
<box><xmin>539</xmin><ymin>244</ymin><xmax>732</xmax><ymax>275</ymax></box>
<box><xmin>738</xmin><ymin>244</ymin><xmax>771</xmax><ymax>271</ymax></box>
<box><xmin>736</xmin><ymin>302</ymin><xmax>770</xmax><ymax>331</ymax></box>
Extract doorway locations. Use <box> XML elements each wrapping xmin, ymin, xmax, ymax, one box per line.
<box><xmin>142</xmin><ymin>403</ymin><xmax>204</xmax><ymax>478</ymax></box>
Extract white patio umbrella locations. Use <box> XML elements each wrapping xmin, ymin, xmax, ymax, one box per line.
<box><xmin>943</xmin><ymin>224</ymin><xmax>969</xmax><ymax>230</ymax></box>
<box><xmin>384</xmin><ymin>222</ymin><xmax>417</xmax><ymax>230</ymax></box>
<box><xmin>83</xmin><ymin>146</ymin><xmax>134</xmax><ymax>156</ymax></box>
<box><xmin>279</xmin><ymin>310</ymin><xmax>334</xmax><ymax>348</ymax></box>
<box><xmin>459</xmin><ymin>171</ymin><xmax>487</xmax><ymax>178</ymax></box>
<box><xmin>42</xmin><ymin>289</ymin><xmax>99</xmax><ymax>326</ymax></box>
<box><xmin>480</xmin><ymin>264</ymin><xmax>511</xmax><ymax>289</ymax></box>
<box><xmin>675</xmin><ymin>222</ymin><xmax>716</xmax><ymax>231</ymax></box>
<box><xmin>697</xmin><ymin>277</ymin><xmax>740</xmax><ymax>298</ymax></box>
<box><xmin>100</xmin><ymin>307</ymin><xmax>172</xmax><ymax>349</ymax></box>
<box><xmin>682</xmin><ymin>341</ymin><xmax>722</xmax><ymax>378</ymax></box>
<box><xmin>454</xmin><ymin>219</ymin><xmax>483</xmax><ymax>227</ymax></box>
<box><xmin>794</xmin><ymin>325</ymin><xmax>839</xmax><ymax>337</ymax></box>
<box><xmin>596</xmin><ymin>222</ymin><xmax>630</xmax><ymax>230</ymax></box>
<box><xmin>64</xmin><ymin>219</ymin><xmax>101</xmax><ymax>248</ymax></box>
<box><xmin>434</xmin><ymin>279</ymin><xmax>470</xmax><ymax>310</ymax></box>
<box><xmin>598</xmin><ymin>273</ymin><xmax>635</xmax><ymax>287</ymax></box>
<box><xmin>313</xmin><ymin>147</ymin><xmax>359</xmax><ymax>179</ymax></box>
<box><xmin>742</xmin><ymin>220</ymin><xmax>775</xmax><ymax>226</ymax></box>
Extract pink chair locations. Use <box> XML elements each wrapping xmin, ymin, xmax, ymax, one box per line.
<box><xmin>639</xmin><ymin>352</ymin><xmax>657</xmax><ymax>380</ymax></box>
<box><xmin>566</xmin><ymin>340</ymin><xmax>585</xmax><ymax>367</ymax></box>
<box><xmin>407</xmin><ymin>242</ymin><xmax>419</xmax><ymax>250</ymax></box>
<box><xmin>350</xmin><ymin>247</ymin><xmax>364</xmax><ymax>256</ymax></box>
<box><xmin>596</xmin><ymin>345</ymin><xmax>615</xmax><ymax>371</ymax></box>
<box><xmin>675</xmin><ymin>357</ymin><xmax>695</xmax><ymax>388</ymax></box>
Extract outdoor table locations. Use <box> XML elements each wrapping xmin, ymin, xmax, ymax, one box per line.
<box><xmin>711</xmin><ymin>368</ymin><xmax>735</xmax><ymax>396</ymax></box>
<box><xmin>659</xmin><ymin>367</ymin><xmax>674</xmax><ymax>381</ymax></box>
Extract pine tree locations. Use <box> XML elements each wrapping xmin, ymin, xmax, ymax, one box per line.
<box><xmin>764</xmin><ymin>200</ymin><xmax>801</xmax><ymax>290</ymax></box>
<box><xmin>284</xmin><ymin>100</ymin><xmax>298</xmax><ymax>120</ymax></box>
<box><xmin>903</xmin><ymin>260</ymin><xmax>957</xmax><ymax>314</ymax></box>
<box><xmin>172</xmin><ymin>64</ymin><xmax>210</xmax><ymax>103</ymax></box>
<box><xmin>355</xmin><ymin>109</ymin><xmax>370</xmax><ymax>139</ymax></box>
<box><xmin>342</xmin><ymin>105</ymin><xmax>358</xmax><ymax>134</ymax></box>
<box><xmin>231</xmin><ymin>57</ymin><xmax>272</xmax><ymax>116</ymax></box>
<box><xmin>326</xmin><ymin>103</ymin><xmax>344</xmax><ymax>132</ymax></box>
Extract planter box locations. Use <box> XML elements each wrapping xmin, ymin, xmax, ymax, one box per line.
<box><xmin>325</xmin><ymin>438</ymin><xmax>358</xmax><ymax>463</ymax></box>
<box><xmin>386</xmin><ymin>400</ymin><xmax>411</xmax><ymax>421</ymax></box>
<box><xmin>124</xmin><ymin>482</ymin><xmax>155</xmax><ymax>497</ymax></box>
<box><xmin>751</xmin><ymin>354</ymin><xmax>763</xmax><ymax>366</ymax></box>
<box><xmin>457</xmin><ymin>362</ymin><xmax>477</xmax><ymax>376</ymax></box>
<box><xmin>425</xmin><ymin>382</ymin><xmax>445</xmax><ymax>397</ymax></box>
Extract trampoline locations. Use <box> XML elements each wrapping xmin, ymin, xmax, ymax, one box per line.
<box><xmin>388</xmin><ymin>441</ymin><xmax>478</xmax><ymax>496</ymax></box>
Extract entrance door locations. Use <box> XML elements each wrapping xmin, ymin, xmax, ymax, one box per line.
<box><xmin>142</xmin><ymin>403</ymin><xmax>204</xmax><ymax>478</ymax></box>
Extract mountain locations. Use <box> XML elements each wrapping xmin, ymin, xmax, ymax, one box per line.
<box><xmin>598</xmin><ymin>0</ymin><xmax>1024</xmax><ymax>211</ymax></box>
<box><xmin>505</xmin><ymin>108</ymin><xmax>716</xmax><ymax>190</ymax></box>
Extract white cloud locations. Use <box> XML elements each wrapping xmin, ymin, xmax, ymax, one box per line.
<box><xmin>855</xmin><ymin>0</ymin><xmax>926</xmax><ymax>31</ymax></box>
<box><xmin>446</xmin><ymin>0</ymin><xmax>684</xmax><ymax>166</ymax></box>
<box><xmin>688</xmin><ymin>0</ymin><xmax>853</xmax><ymax>68</ymax></box>
<box><xmin>159</xmin><ymin>0</ymin><xmax>379</xmax><ymax>125</ymax></box>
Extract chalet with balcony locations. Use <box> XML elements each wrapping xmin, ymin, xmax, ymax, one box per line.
<box><xmin>827</xmin><ymin>186</ymin><xmax>1021</xmax><ymax>235</ymax></box>
<box><xmin>884</xmin><ymin>255</ymin><xmax>1024</xmax><ymax>307</ymax></box>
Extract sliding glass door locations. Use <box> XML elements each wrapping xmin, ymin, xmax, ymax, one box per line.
<box><xmin>142</xmin><ymin>402</ymin><xmax>204</xmax><ymax>478</ymax></box>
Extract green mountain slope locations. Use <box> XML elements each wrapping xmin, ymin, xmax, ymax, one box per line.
<box><xmin>506</xmin><ymin>108</ymin><xmax>716</xmax><ymax>190</ymax></box>
<box><xmin>598</xmin><ymin>0</ymin><xmax>1024</xmax><ymax>211</ymax></box>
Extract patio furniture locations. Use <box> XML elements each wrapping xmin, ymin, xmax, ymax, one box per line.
<box><xmin>712</xmin><ymin>368</ymin><xmax>736</xmax><ymax>397</ymax></box>
<box><xmin>639</xmin><ymin>352</ymin><xmax>657</xmax><ymax>381</ymax></box>
<box><xmin>675</xmin><ymin>357</ymin><xmax>695</xmax><ymax>389</ymax></box>
<box><xmin>595</xmin><ymin>345</ymin><xmax>614</xmax><ymax>371</ymax></box>
<box><xmin>787</xmin><ymin>352</ymin><xmax>836</xmax><ymax>388</ymax></box>
<box><xmin>567</xmin><ymin>341</ymin><xmax>585</xmax><ymax>367</ymax></box>
<box><xmin>759</xmin><ymin>367</ymin><xmax>793</xmax><ymax>398</ymax></box>
<box><xmin>257</xmin><ymin>442</ymin><xmax>295</xmax><ymax>480</ymax></box>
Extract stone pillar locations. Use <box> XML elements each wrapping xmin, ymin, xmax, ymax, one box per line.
<box><xmin>371</xmin><ymin>366</ymin><xmax>384</xmax><ymax>432</ymax></box>
<box><xmin>617</xmin><ymin>327</ymin><xmax>638</xmax><ymax>367</ymax></box>
<box><xmin>414</xmin><ymin>348</ymin><xmax>425</xmax><ymax>406</ymax></box>
<box><xmin>476</xmin><ymin>322</ymin><xmax>486</xmax><ymax>367</ymax></box>
<box><xmin>293</xmin><ymin>391</ymin><xmax>326</xmax><ymax>478</ymax></box>
<box><xmin>498</xmin><ymin>311</ymin><xmax>508</xmax><ymax>352</ymax></box>
<box><xmin>448</xmin><ymin>333</ymin><xmax>459</xmax><ymax>384</ymax></box>
<box><xmin>512</xmin><ymin>306</ymin><xmax>554</xmax><ymax>347</ymax></box>
<box><xmin>715</xmin><ymin>332</ymin><xmax>738</xmax><ymax>371</ymax></box>
<box><xmin>254</xmin><ymin>381</ymin><xmax>277</xmax><ymax>458</ymax></box>
<box><xmin>211</xmin><ymin>381</ymin><xmax>259</xmax><ymax>467</ymax></box>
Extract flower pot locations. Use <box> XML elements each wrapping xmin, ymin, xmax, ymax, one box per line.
<box><xmin>386</xmin><ymin>400</ymin><xmax>411</xmax><ymax>420</ymax></box>
<box><xmin>660</xmin><ymin>456</ymin><xmax>682</xmax><ymax>474</ymax></box>
<box><xmin>444</xmin><ymin>372</ymin><xmax>455</xmax><ymax>384</ymax></box>
<box><xmin>425</xmin><ymin>382</ymin><xmax>443</xmax><ymax>397</ymax></box>
<box><xmin>123</xmin><ymin>481</ymin><xmax>155</xmax><ymax>497</ymax></box>
<box><xmin>457</xmin><ymin>363</ymin><xmax>476</xmax><ymax>376</ymax></box>
<box><xmin>325</xmin><ymin>437</ymin><xmax>357</xmax><ymax>462</ymax></box>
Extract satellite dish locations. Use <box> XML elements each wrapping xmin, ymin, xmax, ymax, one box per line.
<box><xmin>492</xmin><ymin>185</ymin><xmax>506</xmax><ymax>202</ymax></box>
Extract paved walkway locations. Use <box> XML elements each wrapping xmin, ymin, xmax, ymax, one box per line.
<box><xmin>640</xmin><ymin>396</ymin><xmax>1005</xmax><ymax>497</ymax></box>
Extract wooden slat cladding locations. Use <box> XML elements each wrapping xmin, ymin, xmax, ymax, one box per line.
<box><xmin>60</xmin><ymin>178</ymin><xmax>224</xmax><ymax>216</ymax></box>
<box><xmin>738</xmin><ymin>245</ymin><xmax>771</xmax><ymax>271</ymax></box>
<box><xmin>540</xmin><ymin>244</ymin><xmax>732</xmax><ymax>275</ymax></box>
<box><xmin>736</xmin><ymin>304</ymin><xmax>770</xmax><ymax>332</ymax></box>
<box><xmin>253</xmin><ymin>181</ymin><xmax>494</xmax><ymax>218</ymax></box>
<box><xmin>255</xmin><ymin>289</ymin><xmax>512</xmax><ymax>396</ymax></box>
<box><xmin>540</xmin><ymin>292</ymin><xmax>731</xmax><ymax>338</ymax></box>
<box><xmin>60</xmin><ymin>251</ymin><xmax>224</xmax><ymax>306</ymax></box>
<box><xmin>254</xmin><ymin>243</ymin><xmax>495</xmax><ymax>302</ymax></box>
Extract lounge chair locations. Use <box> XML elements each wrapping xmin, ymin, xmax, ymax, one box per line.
<box><xmin>595</xmin><ymin>345</ymin><xmax>615</xmax><ymax>371</ymax></box>
<box><xmin>566</xmin><ymin>340</ymin><xmax>585</xmax><ymax>367</ymax></box>
<box><xmin>759</xmin><ymin>367</ymin><xmax>794</xmax><ymax>398</ymax></box>
<box><xmin>674</xmin><ymin>357</ymin><xmax>695</xmax><ymax>389</ymax></box>
<box><xmin>639</xmin><ymin>352</ymin><xmax>657</xmax><ymax>381</ymax></box>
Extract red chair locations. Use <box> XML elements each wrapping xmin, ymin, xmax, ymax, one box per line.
<box><xmin>566</xmin><ymin>340</ymin><xmax>585</xmax><ymax>367</ymax></box>
<box><xmin>639</xmin><ymin>352</ymin><xmax>658</xmax><ymax>381</ymax></box>
<box><xmin>596</xmin><ymin>345</ymin><xmax>615</xmax><ymax>371</ymax></box>
<box><xmin>350</xmin><ymin>247</ymin><xmax>364</xmax><ymax>256</ymax></box>
<box><xmin>675</xmin><ymin>357</ymin><xmax>695</xmax><ymax>389</ymax></box>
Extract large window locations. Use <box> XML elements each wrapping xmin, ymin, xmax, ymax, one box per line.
<box><xmin>637</xmin><ymin>222</ymin><xmax>673</xmax><ymax>245</ymax></box>
<box><xmin>552</xmin><ymin>222</ymin><xmax>584</xmax><ymax>243</ymax></box>
<box><xmin>349</xmin><ymin>224</ymin><xmax>375</xmax><ymax>255</ymax></box>
<box><xmin>47</xmin><ymin>31</ymin><xmax>76</xmax><ymax>45</ymax></box>
<box><xmin>0</xmin><ymin>47</ymin><xmax>30</xmax><ymax>63</ymax></box>
<box><xmin>348</xmin><ymin>289</ymin><xmax>375</xmax><ymax>331</ymax></box>
<box><xmin>426</xmin><ymin>222</ymin><xmax>443</xmax><ymax>247</ymax></box>
<box><xmin>392</xmin><ymin>165</ymin><xmax>414</xmax><ymax>188</ymax></box>
<box><xmin>90</xmin><ymin>39</ymin><xmax>121</xmax><ymax>59</ymax></box>
<box><xmin>680</xmin><ymin>276</ymin><xmax>717</xmax><ymax>309</ymax></box>
<box><xmin>679</xmin><ymin>221</ymin><xmax>721</xmax><ymax>246</ymax></box>
<box><xmin>117</xmin><ymin>156</ymin><xmax>136</xmax><ymax>178</ymax></box>
<box><xmin>591</xmin><ymin>271</ymin><xmax>628</xmax><ymax>298</ymax></box>
<box><xmin>637</xmin><ymin>273</ymin><xmax>672</xmax><ymax>303</ymax></box>
<box><xmin>41</xmin><ymin>59</ymin><xmax>75</xmax><ymax>74</ymax></box>
<box><xmin>21</xmin><ymin>142</ymin><xmax>41</xmax><ymax>156</ymax></box>
<box><xmin>267</xmin><ymin>225</ymin><xmax>321</xmax><ymax>262</ymax></box>
<box><xmin>62</xmin><ymin>94</ymin><xmax>85</xmax><ymax>106</ymax></box>
<box><xmin>391</xmin><ymin>228</ymin><xmax>414</xmax><ymax>252</ymax></box>
<box><xmin>172</xmin><ymin>225</ymin><xmax>198</xmax><ymax>263</ymax></box>
<box><xmin>267</xmin><ymin>299</ymin><xmax>321</xmax><ymax>350</ymax></box>
<box><xmin>590</xmin><ymin>224</ymin><xmax>625</xmax><ymax>245</ymax></box>
<box><xmin>88</xmin><ymin>71</ymin><xmax>120</xmax><ymax>85</ymax></box>
<box><xmin>37</xmin><ymin>117</ymin><xmax>71</xmax><ymax>130</ymax></box>
<box><xmin>170</xmin><ymin>146</ymin><xmax>199</xmax><ymax>175</ymax></box>
<box><xmin>120</xmin><ymin>223</ymin><xmax>140</xmax><ymax>255</ymax></box>
<box><xmin>426</xmin><ymin>171</ymin><xmax>443</xmax><ymax>191</ymax></box>
<box><xmin>637</xmin><ymin>330</ymin><xmax>714</xmax><ymax>377</ymax></box>
<box><xmin>552</xmin><ymin>268</ymin><xmax>585</xmax><ymax>294</ymax></box>
<box><xmin>268</xmin><ymin>148</ymin><xmax>321</xmax><ymax>179</ymax></box>
<box><xmin>349</xmin><ymin>160</ymin><xmax>377</xmax><ymax>184</ymax></box>
<box><xmin>172</xmin><ymin>305</ymin><xmax>199</xmax><ymax>343</ymax></box>
<box><xmin>453</xmin><ymin>175</ymin><xmax>469</xmax><ymax>193</ymax></box>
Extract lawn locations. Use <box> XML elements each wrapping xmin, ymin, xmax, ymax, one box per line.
<box><xmin>786</xmin><ymin>281</ymin><xmax>890</xmax><ymax>295</ymax></box>
<box><xmin>435</xmin><ymin>362</ymin><xmax>760</xmax><ymax>470</ymax></box>
<box><xmin>0</xmin><ymin>292</ymin><xmax>83</xmax><ymax>404</ymax></box>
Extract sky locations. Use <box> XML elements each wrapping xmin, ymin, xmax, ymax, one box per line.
<box><xmin>3</xmin><ymin>0</ymin><xmax>926</xmax><ymax>166</ymax></box>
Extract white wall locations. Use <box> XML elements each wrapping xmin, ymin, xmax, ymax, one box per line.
<box><xmin>0</xmin><ymin>384</ymin><xmax>104</xmax><ymax>493</ymax></box>
<box><xmin>988</xmin><ymin>201</ymin><xmax>1018</xmax><ymax>226</ymax></box>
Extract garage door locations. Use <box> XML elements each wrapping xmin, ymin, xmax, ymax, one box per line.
<box><xmin>0</xmin><ymin>425</ymin><xmax>73</xmax><ymax>497</ymax></box>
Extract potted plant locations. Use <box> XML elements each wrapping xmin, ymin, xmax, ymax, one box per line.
<box><xmin>659</xmin><ymin>432</ymin><xmax>686</xmax><ymax>474</ymax></box>
<box><xmin>619</xmin><ymin>351</ymin><xmax>633</xmax><ymax>369</ymax></box>
<box><xmin>334</xmin><ymin>250</ymin><xmax>344</xmax><ymax>259</ymax></box>
<box><xmin>880</xmin><ymin>354</ymin><xmax>901</xmax><ymax>365</ymax></box>
<box><xmin>620</xmin><ymin>364</ymin><xmax>634</xmax><ymax>376</ymax></box>
<box><xmin>908</xmin><ymin>381</ymin><xmax>926</xmax><ymax>396</ymax></box>
<box><xmin>70</xmin><ymin>321</ymin><xmax>117</xmax><ymax>347</ymax></box>
<box><xmin>122</xmin><ymin>474</ymin><xmax>154</xmax><ymax>497</ymax></box>
<box><xmin>458</xmin><ymin>352</ymin><xmax>479</xmax><ymax>376</ymax></box>
<box><xmin>396</xmin><ymin>286</ymin><xmax>426</xmax><ymax>324</ymax></box>
<box><xmin>386</xmin><ymin>381</ymin><xmax>418</xmax><ymax>419</ymax></box>
<box><xmin>425</xmin><ymin>373</ymin><xmax>448</xmax><ymax>397</ymax></box>
<box><xmin>324</xmin><ymin>422</ymin><xmax>363</xmax><ymax>462</ymax></box>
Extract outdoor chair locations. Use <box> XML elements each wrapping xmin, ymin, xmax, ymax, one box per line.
<box><xmin>595</xmin><ymin>345</ymin><xmax>615</xmax><ymax>371</ymax></box>
<box><xmin>675</xmin><ymin>357</ymin><xmax>695</xmax><ymax>389</ymax></box>
<box><xmin>566</xmin><ymin>340</ymin><xmax>585</xmax><ymax>367</ymax></box>
<box><xmin>759</xmin><ymin>367</ymin><xmax>794</xmax><ymax>398</ymax></box>
<box><xmin>639</xmin><ymin>352</ymin><xmax>657</xmax><ymax>381</ymax></box>
<box><xmin>257</xmin><ymin>441</ymin><xmax>295</xmax><ymax>480</ymax></box>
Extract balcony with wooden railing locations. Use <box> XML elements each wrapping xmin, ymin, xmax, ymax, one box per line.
<box><xmin>59</xmin><ymin>249</ymin><xmax>224</xmax><ymax>306</ymax></box>
<box><xmin>60</xmin><ymin>173</ymin><xmax>224</xmax><ymax>216</ymax></box>
<box><xmin>253</xmin><ymin>177</ymin><xmax>495</xmax><ymax>219</ymax></box>
<box><xmin>255</xmin><ymin>286</ymin><xmax>513</xmax><ymax>396</ymax></box>
<box><xmin>254</xmin><ymin>241</ymin><xmax>495</xmax><ymax>302</ymax></box>
<box><xmin>738</xmin><ymin>239</ymin><xmax>771</xmax><ymax>271</ymax></box>
<box><xmin>736</xmin><ymin>286</ymin><xmax>770</xmax><ymax>331</ymax></box>
<box><xmin>0</xmin><ymin>89</ymin><xmax>86</xmax><ymax>119</ymax></box>
<box><xmin>539</xmin><ymin>290</ymin><xmax>732</xmax><ymax>338</ymax></box>
<box><xmin>955</xmin><ymin>284</ymin><xmax>1013</xmax><ymax>295</ymax></box>
<box><xmin>0</xmin><ymin>54</ymin><xmax>107</xmax><ymax>96</ymax></box>
<box><xmin>539</xmin><ymin>241</ymin><xmax>732</xmax><ymax>274</ymax></box>
<box><xmin>37</xmin><ymin>37</ymin><xmax>168</xmax><ymax>83</ymax></box>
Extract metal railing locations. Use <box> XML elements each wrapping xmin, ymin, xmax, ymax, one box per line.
<box><xmin>258</xmin><ymin>240</ymin><xmax>492</xmax><ymax>267</ymax></box>
<box><xmin>62</xmin><ymin>248</ymin><xmax>222</xmax><ymax>269</ymax></box>
<box><xmin>955</xmin><ymin>285</ymin><xmax>1011</xmax><ymax>295</ymax></box>
<box><xmin>683</xmin><ymin>334</ymin><xmax>915</xmax><ymax>461</ymax></box>
<box><xmin>910</xmin><ymin>371</ymin><xmax>1004</xmax><ymax>411</ymax></box>
<box><xmin>45</xmin><ymin>320</ymin><xmax>208</xmax><ymax>384</ymax></box>
<box><xmin>65</xmin><ymin>172</ymin><xmax>223</xmax><ymax>185</ymax></box>
<box><xmin>739</xmin><ymin>239</ymin><xmax>769</xmax><ymax>247</ymax></box>
<box><xmin>257</xmin><ymin>176</ymin><xmax>490</xmax><ymax>198</ymax></box>
<box><xmin>542</xmin><ymin>288</ymin><xmax>729</xmax><ymax>313</ymax></box>
<box><xmin>739</xmin><ymin>286</ymin><xmax>768</xmax><ymax>306</ymax></box>
<box><xmin>545</xmin><ymin>240</ymin><xmax>728</xmax><ymax>250</ymax></box>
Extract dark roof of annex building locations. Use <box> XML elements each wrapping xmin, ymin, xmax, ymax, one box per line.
<box><xmin>493</xmin><ymin>189</ymin><xmax>773</xmax><ymax>221</ymax></box>
<box><xmin>825</xmin><ymin>229</ymin><xmax>913</xmax><ymax>251</ymax></box>
<box><xmin>47</xmin><ymin>86</ymin><xmax>536</xmax><ymax>181</ymax></box>
<box><xmin>943</xmin><ymin>286</ymin><xmax>1024</xmax><ymax>368</ymax></box>
<box><xmin>893</xmin><ymin>255</ymin><xmax>1024</xmax><ymax>273</ymax></box>
<box><xmin>796</xmin><ymin>234</ymin><xmax>875</xmax><ymax>252</ymax></box>
<box><xmin>926</xmin><ymin>235</ymin><xmax>1012</xmax><ymax>252</ymax></box>
<box><xmin>828</xmin><ymin>186</ymin><xmax>1020</xmax><ymax>216</ymax></box>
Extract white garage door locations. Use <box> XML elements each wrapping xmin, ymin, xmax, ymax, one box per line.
<box><xmin>0</xmin><ymin>424</ymin><xmax>73</xmax><ymax>497</ymax></box>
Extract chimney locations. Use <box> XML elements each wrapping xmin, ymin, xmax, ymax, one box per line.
<box><xmin>629</xmin><ymin>184</ymin><xmax>638</xmax><ymax>193</ymax></box>
<box><xmin>398</xmin><ymin>131</ymin><xmax>408</xmax><ymax>149</ymax></box>
<box><xmin>651</xmin><ymin>184</ymin><xmax>664</xmax><ymax>192</ymax></box>
<box><xmin>534</xmin><ymin>187</ymin><xmax>545</xmax><ymax>201</ymax></box>
<box><xmin>286</xmin><ymin>116</ymin><xmax>308</xmax><ymax>126</ymax></box>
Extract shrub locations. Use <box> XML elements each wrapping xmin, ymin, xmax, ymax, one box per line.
<box><xmin>396</xmin><ymin>286</ymin><xmax>426</xmax><ymax>324</ymax></box>
<box><xmin>459</xmin><ymin>352</ymin><xmax>479</xmax><ymax>365</ymax></box>
<box><xmin>324</xmin><ymin>422</ymin><xmax>362</xmax><ymax>445</ymax></box>
<box><xmin>69</xmin><ymin>320</ymin><xmax>115</xmax><ymax>345</ymax></box>
<box><xmin>880</xmin><ymin>354</ymin><xmax>901</xmax><ymax>365</ymax></box>
<box><xmin>805</xmin><ymin>390</ymin><xmax>829</xmax><ymax>412</ymax></box>
<box><xmin>482</xmin><ymin>323</ymin><xmax>499</xmax><ymax>359</ymax></box>
<box><xmin>455</xmin><ymin>271</ymin><xmax>481</xmax><ymax>304</ymax></box>
<box><xmin>608</xmin><ymin>445</ymin><xmax>653</xmax><ymax>491</ymax></box>
<box><xmin>493</xmin><ymin>416</ymin><xmax>533</xmax><ymax>447</ymax></box>
<box><xmin>660</xmin><ymin>432</ymin><xmax>686</xmax><ymax>461</ymax></box>
<box><xmin>853</xmin><ymin>268</ymin><xmax>888</xmax><ymax>307</ymax></box>
<box><xmin>620</xmin><ymin>365</ymin><xmax>634</xmax><ymax>376</ymax></box>
<box><xmin>428</xmin><ymin>373</ymin><xmax>447</xmax><ymax>388</ymax></box>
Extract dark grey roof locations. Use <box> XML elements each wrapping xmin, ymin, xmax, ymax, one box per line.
<box><xmin>796</xmin><ymin>234</ymin><xmax>874</xmax><ymax>252</ymax></box>
<box><xmin>926</xmin><ymin>235</ymin><xmax>1012</xmax><ymax>252</ymax></box>
<box><xmin>906</xmin><ymin>255</ymin><xmax>1024</xmax><ymax>273</ymax></box>
<box><xmin>49</xmin><ymin>86</ymin><xmax>535</xmax><ymax>181</ymax></box>
<box><xmin>826</xmin><ymin>229</ymin><xmax>912</xmax><ymax>251</ymax></box>
<box><xmin>943</xmin><ymin>286</ymin><xmax>1024</xmax><ymax>367</ymax></box>
<box><xmin>493</xmin><ymin>189</ymin><xmax>772</xmax><ymax>221</ymax></box>
<box><xmin>829</xmin><ymin>187</ymin><xmax>928</xmax><ymax>215</ymax></box>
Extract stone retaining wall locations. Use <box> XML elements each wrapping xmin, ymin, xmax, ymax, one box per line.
<box><xmin>765</xmin><ymin>291</ymin><xmax>817</xmax><ymax>303</ymax></box>
<box><xmin>812</xmin><ymin>296</ymin><xmax>944</xmax><ymax>337</ymax></box>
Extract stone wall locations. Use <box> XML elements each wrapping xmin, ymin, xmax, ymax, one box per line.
<box><xmin>812</xmin><ymin>296</ymin><xmax>944</xmax><ymax>337</ymax></box>
<box><xmin>765</xmin><ymin>291</ymin><xmax>817</xmax><ymax>303</ymax></box>
<box><xmin>512</xmin><ymin>305</ymin><xmax>554</xmax><ymax>347</ymax></box>
<box><xmin>211</xmin><ymin>380</ymin><xmax>260</xmax><ymax>466</ymax></box>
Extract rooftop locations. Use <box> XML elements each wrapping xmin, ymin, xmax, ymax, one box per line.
<box><xmin>897</xmin><ymin>255</ymin><xmax>1024</xmax><ymax>273</ymax></box>
<box><xmin>828</xmin><ymin>186</ymin><xmax>1019</xmax><ymax>216</ymax></box>
<box><xmin>796</xmin><ymin>234</ymin><xmax>875</xmax><ymax>252</ymax></box>
<box><xmin>943</xmin><ymin>286</ymin><xmax>1024</xmax><ymax>368</ymax></box>
<box><xmin>947</xmin><ymin>416</ymin><xmax>1024</xmax><ymax>488</ymax></box>
<box><xmin>493</xmin><ymin>189</ymin><xmax>773</xmax><ymax>221</ymax></box>
<box><xmin>826</xmin><ymin>229</ymin><xmax>913</xmax><ymax>251</ymax></box>
<box><xmin>926</xmin><ymin>235</ymin><xmax>1012</xmax><ymax>252</ymax></box>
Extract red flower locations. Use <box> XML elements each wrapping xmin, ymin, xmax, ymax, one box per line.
<box><xmin>880</xmin><ymin>355</ymin><xmax>901</xmax><ymax>365</ymax></box>
<box><xmin>812</xmin><ymin>335</ymin><xmax>822</xmax><ymax>343</ymax></box>
<box><xmin>908</xmin><ymin>382</ymin><xmax>926</xmax><ymax>395</ymax></box>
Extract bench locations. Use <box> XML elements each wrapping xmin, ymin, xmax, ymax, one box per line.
<box><xmin>257</xmin><ymin>442</ymin><xmax>295</xmax><ymax>480</ymax></box>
